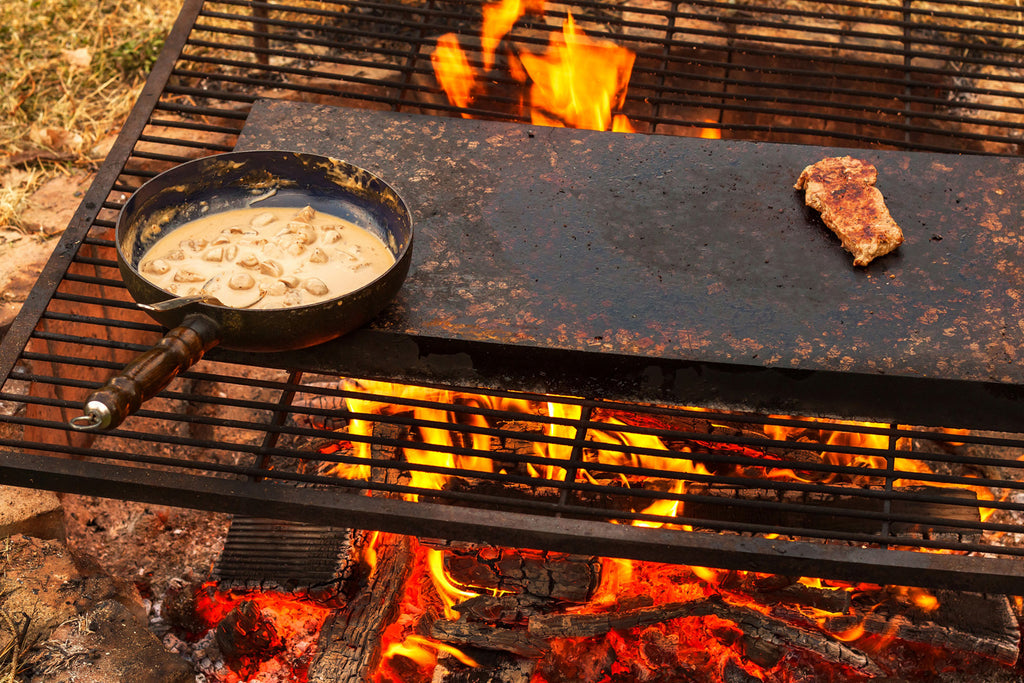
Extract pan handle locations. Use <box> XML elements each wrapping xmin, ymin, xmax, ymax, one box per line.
<box><xmin>69</xmin><ymin>314</ymin><xmax>222</xmax><ymax>432</ymax></box>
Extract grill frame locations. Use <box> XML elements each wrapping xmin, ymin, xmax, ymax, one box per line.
<box><xmin>4</xmin><ymin>0</ymin><xmax>1024</xmax><ymax>593</ymax></box>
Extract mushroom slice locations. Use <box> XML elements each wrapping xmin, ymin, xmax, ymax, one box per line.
<box><xmin>172</xmin><ymin>268</ymin><xmax>207</xmax><ymax>283</ymax></box>
<box><xmin>142</xmin><ymin>259</ymin><xmax>171</xmax><ymax>275</ymax></box>
<box><xmin>259</xmin><ymin>259</ymin><xmax>284</xmax><ymax>278</ymax></box>
<box><xmin>238</xmin><ymin>254</ymin><xmax>260</xmax><ymax>269</ymax></box>
<box><xmin>321</xmin><ymin>227</ymin><xmax>343</xmax><ymax>244</ymax></box>
<box><xmin>250</xmin><ymin>212</ymin><xmax>277</xmax><ymax>228</ymax></box>
<box><xmin>302</xmin><ymin>277</ymin><xmax>330</xmax><ymax>297</ymax></box>
<box><xmin>202</xmin><ymin>247</ymin><xmax>225</xmax><ymax>262</ymax></box>
<box><xmin>228</xmin><ymin>272</ymin><xmax>256</xmax><ymax>290</ymax></box>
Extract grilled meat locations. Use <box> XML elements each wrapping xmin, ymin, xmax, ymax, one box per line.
<box><xmin>794</xmin><ymin>156</ymin><xmax>904</xmax><ymax>267</ymax></box>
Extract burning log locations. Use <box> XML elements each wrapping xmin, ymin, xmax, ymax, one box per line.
<box><xmin>307</xmin><ymin>532</ymin><xmax>415</xmax><ymax>682</ymax></box>
<box><xmin>528</xmin><ymin>596</ymin><xmax>885</xmax><ymax>677</ymax></box>
<box><xmin>431</xmin><ymin>618</ymin><xmax>549</xmax><ymax>659</ymax></box>
<box><xmin>595</xmin><ymin>409</ymin><xmax>827</xmax><ymax>469</ymax></box>
<box><xmin>433</xmin><ymin>654</ymin><xmax>536</xmax><ymax>683</ymax></box>
<box><xmin>441</xmin><ymin>543</ymin><xmax>601</xmax><ymax>603</ymax></box>
<box><xmin>823</xmin><ymin>590</ymin><xmax>1020</xmax><ymax>666</ymax></box>
<box><xmin>726</xmin><ymin>573</ymin><xmax>853</xmax><ymax>614</ymax></box>
<box><xmin>452</xmin><ymin>594</ymin><xmax>553</xmax><ymax>626</ymax></box>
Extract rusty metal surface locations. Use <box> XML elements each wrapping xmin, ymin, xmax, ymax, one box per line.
<box><xmin>233</xmin><ymin>101</ymin><xmax>1024</xmax><ymax>427</ymax></box>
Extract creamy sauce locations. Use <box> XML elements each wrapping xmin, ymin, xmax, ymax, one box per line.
<box><xmin>138</xmin><ymin>205</ymin><xmax>395</xmax><ymax>309</ymax></box>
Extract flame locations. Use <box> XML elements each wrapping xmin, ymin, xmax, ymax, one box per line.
<box><xmin>701</xmin><ymin>127</ymin><xmax>721</xmax><ymax>139</ymax></box>
<box><xmin>481</xmin><ymin>0</ymin><xmax>544</xmax><ymax>71</ymax></box>
<box><xmin>431</xmin><ymin>34</ymin><xmax>475</xmax><ymax>112</ymax></box>
<box><xmin>383</xmin><ymin>634</ymin><xmax>479</xmax><ymax>670</ymax></box>
<box><xmin>311</xmin><ymin>381</ymin><xmax>1003</xmax><ymax>682</ymax></box>
<box><xmin>426</xmin><ymin>548</ymin><xmax>481</xmax><ymax>619</ymax></box>
<box><xmin>892</xmin><ymin>585</ymin><xmax>941</xmax><ymax>613</ymax></box>
<box><xmin>431</xmin><ymin>1</ymin><xmax>637</xmax><ymax>132</ymax></box>
<box><xmin>518</xmin><ymin>13</ymin><xmax>635</xmax><ymax>131</ymax></box>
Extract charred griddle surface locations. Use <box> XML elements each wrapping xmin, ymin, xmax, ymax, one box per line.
<box><xmin>236</xmin><ymin>101</ymin><xmax>1024</xmax><ymax>430</ymax></box>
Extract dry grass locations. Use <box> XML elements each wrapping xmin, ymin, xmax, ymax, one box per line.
<box><xmin>1</xmin><ymin>0</ymin><xmax>1022</xmax><ymax>232</ymax></box>
<box><xmin>0</xmin><ymin>0</ymin><xmax>182</xmax><ymax>230</ymax></box>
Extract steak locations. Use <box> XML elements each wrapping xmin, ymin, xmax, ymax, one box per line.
<box><xmin>794</xmin><ymin>156</ymin><xmax>904</xmax><ymax>267</ymax></box>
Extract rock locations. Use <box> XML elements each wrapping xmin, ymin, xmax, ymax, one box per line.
<box><xmin>0</xmin><ymin>535</ymin><xmax>147</xmax><ymax>666</ymax></box>
<box><xmin>0</xmin><ymin>484</ymin><xmax>65</xmax><ymax>540</ymax></box>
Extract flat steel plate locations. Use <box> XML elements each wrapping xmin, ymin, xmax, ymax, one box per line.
<box><xmin>234</xmin><ymin>101</ymin><xmax>1024</xmax><ymax>430</ymax></box>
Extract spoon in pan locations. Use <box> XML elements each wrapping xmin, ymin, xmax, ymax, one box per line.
<box><xmin>138</xmin><ymin>276</ymin><xmax>266</xmax><ymax>312</ymax></box>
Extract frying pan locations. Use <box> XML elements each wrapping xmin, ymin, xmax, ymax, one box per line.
<box><xmin>69</xmin><ymin>150</ymin><xmax>413</xmax><ymax>431</ymax></box>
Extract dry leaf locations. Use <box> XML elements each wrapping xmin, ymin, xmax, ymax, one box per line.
<box><xmin>62</xmin><ymin>47</ymin><xmax>92</xmax><ymax>70</ymax></box>
<box><xmin>29</xmin><ymin>126</ymin><xmax>83</xmax><ymax>154</ymax></box>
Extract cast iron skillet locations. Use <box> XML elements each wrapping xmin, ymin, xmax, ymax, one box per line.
<box><xmin>70</xmin><ymin>150</ymin><xmax>413</xmax><ymax>431</ymax></box>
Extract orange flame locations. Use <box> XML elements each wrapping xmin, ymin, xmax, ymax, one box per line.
<box><xmin>481</xmin><ymin>0</ymin><xmax>545</xmax><ymax>71</ymax></box>
<box><xmin>431</xmin><ymin>34</ymin><xmax>475</xmax><ymax>112</ymax></box>
<box><xmin>518</xmin><ymin>13</ymin><xmax>635</xmax><ymax>131</ymax></box>
<box><xmin>431</xmin><ymin>1</ymin><xmax>637</xmax><ymax>132</ymax></box>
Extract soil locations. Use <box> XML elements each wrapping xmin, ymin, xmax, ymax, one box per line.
<box><xmin>0</xmin><ymin>171</ymin><xmax>94</xmax><ymax>334</ymax></box>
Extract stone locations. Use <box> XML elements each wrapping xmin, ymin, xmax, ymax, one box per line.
<box><xmin>0</xmin><ymin>535</ymin><xmax>146</xmax><ymax>667</ymax></box>
<box><xmin>0</xmin><ymin>484</ymin><xmax>64</xmax><ymax>541</ymax></box>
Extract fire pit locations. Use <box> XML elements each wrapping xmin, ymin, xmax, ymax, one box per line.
<box><xmin>3</xmin><ymin>0</ymin><xmax>1024</xmax><ymax>680</ymax></box>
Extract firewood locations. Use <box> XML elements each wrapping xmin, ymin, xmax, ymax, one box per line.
<box><xmin>594</xmin><ymin>409</ymin><xmax>825</xmax><ymax>468</ymax></box>
<box><xmin>453</xmin><ymin>594</ymin><xmax>554</xmax><ymax>626</ymax></box>
<box><xmin>306</xmin><ymin>532</ymin><xmax>414</xmax><ymax>682</ymax></box>
<box><xmin>443</xmin><ymin>544</ymin><xmax>601</xmax><ymax>603</ymax></box>
<box><xmin>823</xmin><ymin>590</ymin><xmax>1020</xmax><ymax>665</ymax></box>
<box><xmin>433</xmin><ymin>653</ymin><xmax>536</xmax><ymax>683</ymax></box>
<box><xmin>729</xmin><ymin>574</ymin><xmax>853</xmax><ymax>614</ymax></box>
<box><xmin>432</xmin><ymin>617</ymin><xmax>550</xmax><ymax>658</ymax></box>
<box><xmin>528</xmin><ymin>596</ymin><xmax>884</xmax><ymax>676</ymax></box>
<box><xmin>214</xmin><ymin>600</ymin><xmax>283</xmax><ymax>679</ymax></box>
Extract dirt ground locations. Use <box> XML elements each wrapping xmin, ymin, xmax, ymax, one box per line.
<box><xmin>0</xmin><ymin>171</ymin><xmax>96</xmax><ymax>333</ymax></box>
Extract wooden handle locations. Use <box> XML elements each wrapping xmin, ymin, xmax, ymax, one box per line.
<box><xmin>70</xmin><ymin>315</ymin><xmax>222</xmax><ymax>431</ymax></box>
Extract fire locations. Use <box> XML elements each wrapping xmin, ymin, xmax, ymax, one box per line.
<box><xmin>304</xmin><ymin>380</ymin><xmax>1007</xmax><ymax>680</ymax></box>
<box><xmin>518</xmin><ymin>12</ymin><xmax>636</xmax><ymax>131</ymax></box>
<box><xmin>431</xmin><ymin>0</ymin><xmax>637</xmax><ymax>132</ymax></box>
<box><xmin>191</xmin><ymin>583</ymin><xmax>332</xmax><ymax>682</ymax></box>
<box><xmin>430</xmin><ymin>34</ymin><xmax>475</xmax><ymax>112</ymax></box>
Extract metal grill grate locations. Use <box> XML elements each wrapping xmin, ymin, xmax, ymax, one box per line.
<box><xmin>3</xmin><ymin>0</ymin><xmax>1024</xmax><ymax>593</ymax></box>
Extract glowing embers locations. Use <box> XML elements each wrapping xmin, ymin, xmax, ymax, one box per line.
<box><xmin>431</xmin><ymin>0</ymin><xmax>636</xmax><ymax>131</ymax></box>
<box><xmin>161</xmin><ymin>531</ymin><xmax>1021</xmax><ymax>683</ymax></box>
<box><xmin>175</xmin><ymin>583</ymin><xmax>332</xmax><ymax>682</ymax></box>
<box><xmin>373</xmin><ymin>539</ymin><xmax>1021</xmax><ymax>682</ymax></box>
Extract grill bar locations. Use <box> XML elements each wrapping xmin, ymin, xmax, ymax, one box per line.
<box><xmin>4</xmin><ymin>0</ymin><xmax>1024</xmax><ymax>592</ymax></box>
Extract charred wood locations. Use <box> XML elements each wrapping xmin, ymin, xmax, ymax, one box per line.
<box><xmin>442</xmin><ymin>544</ymin><xmax>601</xmax><ymax>603</ymax></box>
<box><xmin>453</xmin><ymin>594</ymin><xmax>556</xmax><ymax>626</ymax></box>
<box><xmin>529</xmin><ymin>596</ymin><xmax>883</xmax><ymax>677</ymax></box>
<box><xmin>725</xmin><ymin>574</ymin><xmax>853</xmax><ymax>614</ymax></box>
<box><xmin>433</xmin><ymin>653</ymin><xmax>536</xmax><ymax>683</ymax></box>
<box><xmin>824</xmin><ymin>590</ymin><xmax>1020</xmax><ymax>665</ymax></box>
<box><xmin>431</xmin><ymin>617</ymin><xmax>550</xmax><ymax>659</ymax></box>
<box><xmin>595</xmin><ymin>410</ymin><xmax>825</xmax><ymax>469</ymax></box>
<box><xmin>307</xmin><ymin>532</ymin><xmax>414</xmax><ymax>683</ymax></box>
<box><xmin>214</xmin><ymin>600</ymin><xmax>283</xmax><ymax>679</ymax></box>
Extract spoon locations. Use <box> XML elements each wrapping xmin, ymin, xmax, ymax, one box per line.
<box><xmin>138</xmin><ymin>276</ymin><xmax>267</xmax><ymax>312</ymax></box>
